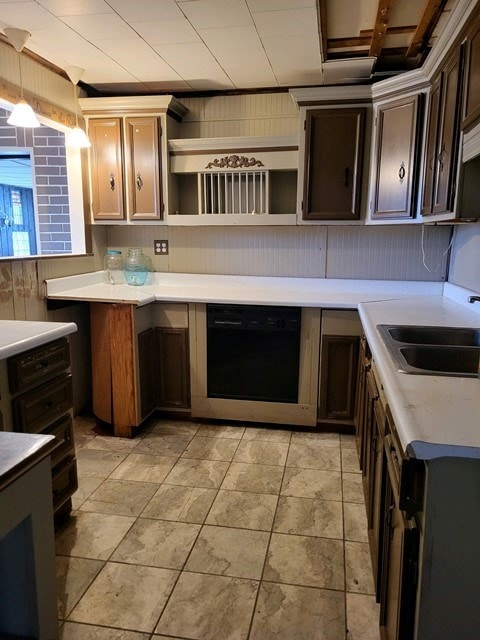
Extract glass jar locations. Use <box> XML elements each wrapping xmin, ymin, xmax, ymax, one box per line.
<box><xmin>124</xmin><ymin>247</ymin><xmax>148</xmax><ymax>286</ymax></box>
<box><xmin>104</xmin><ymin>249</ymin><xmax>124</xmax><ymax>284</ymax></box>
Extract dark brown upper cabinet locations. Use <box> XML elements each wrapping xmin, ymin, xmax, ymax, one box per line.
<box><xmin>422</xmin><ymin>46</ymin><xmax>464</xmax><ymax>217</ymax></box>
<box><xmin>371</xmin><ymin>95</ymin><xmax>422</xmax><ymax>220</ymax></box>
<box><xmin>462</xmin><ymin>6</ymin><xmax>480</xmax><ymax>131</ymax></box>
<box><xmin>302</xmin><ymin>108</ymin><xmax>365</xmax><ymax>220</ymax></box>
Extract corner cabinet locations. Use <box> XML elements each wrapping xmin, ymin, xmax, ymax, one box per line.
<box><xmin>302</xmin><ymin>108</ymin><xmax>365</xmax><ymax>220</ymax></box>
<box><xmin>370</xmin><ymin>95</ymin><xmax>423</xmax><ymax>221</ymax></box>
<box><xmin>80</xmin><ymin>95</ymin><xmax>187</xmax><ymax>224</ymax></box>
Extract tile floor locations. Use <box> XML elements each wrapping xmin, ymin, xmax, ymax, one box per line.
<box><xmin>56</xmin><ymin>416</ymin><xmax>380</xmax><ymax>640</ymax></box>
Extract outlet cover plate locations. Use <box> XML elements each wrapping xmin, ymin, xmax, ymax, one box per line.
<box><xmin>154</xmin><ymin>239</ymin><xmax>168</xmax><ymax>255</ymax></box>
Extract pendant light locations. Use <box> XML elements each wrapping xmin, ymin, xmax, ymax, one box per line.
<box><xmin>4</xmin><ymin>28</ymin><xmax>41</xmax><ymax>128</ymax></box>
<box><xmin>65</xmin><ymin>66</ymin><xmax>91</xmax><ymax>148</ymax></box>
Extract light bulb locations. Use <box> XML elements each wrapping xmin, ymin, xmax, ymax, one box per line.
<box><xmin>66</xmin><ymin>125</ymin><xmax>91</xmax><ymax>148</ymax></box>
<box><xmin>7</xmin><ymin>99</ymin><xmax>41</xmax><ymax>128</ymax></box>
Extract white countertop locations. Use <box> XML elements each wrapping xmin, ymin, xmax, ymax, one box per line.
<box><xmin>0</xmin><ymin>320</ymin><xmax>77</xmax><ymax>360</ymax></box>
<box><xmin>44</xmin><ymin>270</ymin><xmax>480</xmax><ymax>460</ymax></box>
<box><xmin>45</xmin><ymin>270</ymin><xmax>445</xmax><ymax>307</ymax></box>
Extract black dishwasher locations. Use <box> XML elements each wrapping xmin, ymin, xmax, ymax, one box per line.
<box><xmin>207</xmin><ymin>304</ymin><xmax>301</xmax><ymax>403</ymax></box>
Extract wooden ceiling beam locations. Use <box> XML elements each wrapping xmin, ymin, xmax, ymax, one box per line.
<box><xmin>369</xmin><ymin>0</ymin><xmax>395</xmax><ymax>58</ymax></box>
<box><xmin>406</xmin><ymin>0</ymin><xmax>448</xmax><ymax>58</ymax></box>
<box><xmin>317</xmin><ymin>0</ymin><xmax>328</xmax><ymax>62</ymax></box>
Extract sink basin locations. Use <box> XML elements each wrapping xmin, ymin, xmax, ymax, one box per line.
<box><xmin>382</xmin><ymin>325</ymin><xmax>480</xmax><ymax>346</ymax></box>
<box><xmin>399</xmin><ymin>345</ymin><xmax>480</xmax><ymax>376</ymax></box>
<box><xmin>377</xmin><ymin>324</ymin><xmax>480</xmax><ymax>377</ymax></box>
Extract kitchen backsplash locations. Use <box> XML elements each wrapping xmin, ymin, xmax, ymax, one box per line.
<box><xmin>448</xmin><ymin>225</ymin><xmax>480</xmax><ymax>292</ymax></box>
<box><xmin>107</xmin><ymin>224</ymin><xmax>452</xmax><ymax>281</ymax></box>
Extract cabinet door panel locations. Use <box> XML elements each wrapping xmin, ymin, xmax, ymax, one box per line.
<box><xmin>126</xmin><ymin>117</ymin><xmax>162</xmax><ymax>220</ymax></box>
<box><xmin>155</xmin><ymin>327</ymin><xmax>190</xmax><ymax>409</ymax></box>
<box><xmin>303</xmin><ymin>108</ymin><xmax>365</xmax><ymax>220</ymax></box>
<box><xmin>372</xmin><ymin>96</ymin><xmax>421</xmax><ymax>219</ymax></box>
<box><xmin>319</xmin><ymin>335</ymin><xmax>359</xmax><ymax>421</ymax></box>
<box><xmin>462</xmin><ymin>10</ymin><xmax>480</xmax><ymax>130</ymax></box>
<box><xmin>421</xmin><ymin>78</ymin><xmax>441</xmax><ymax>215</ymax></box>
<box><xmin>89</xmin><ymin>118</ymin><xmax>125</xmax><ymax>219</ymax></box>
<box><xmin>138</xmin><ymin>327</ymin><xmax>156</xmax><ymax>419</ymax></box>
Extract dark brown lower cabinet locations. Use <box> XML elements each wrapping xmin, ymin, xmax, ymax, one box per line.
<box><xmin>318</xmin><ymin>335</ymin><xmax>359</xmax><ymax>423</ymax></box>
<box><xmin>137</xmin><ymin>328</ymin><xmax>156</xmax><ymax>419</ymax></box>
<box><xmin>155</xmin><ymin>327</ymin><xmax>190</xmax><ymax>409</ymax></box>
<box><xmin>379</xmin><ymin>433</ymin><xmax>418</xmax><ymax>640</ymax></box>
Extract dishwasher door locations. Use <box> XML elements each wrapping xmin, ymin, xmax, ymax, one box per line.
<box><xmin>206</xmin><ymin>304</ymin><xmax>301</xmax><ymax>403</ymax></box>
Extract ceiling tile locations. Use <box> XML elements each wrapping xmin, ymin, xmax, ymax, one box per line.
<box><xmin>107</xmin><ymin>0</ymin><xmax>183</xmax><ymax>22</ymax></box>
<box><xmin>36</xmin><ymin>0</ymin><xmax>113</xmax><ymax>16</ymax></box>
<box><xmin>179</xmin><ymin>0</ymin><xmax>253</xmax><ymax>29</ymax></box>
<box><xmin>152</xmin><ymin>42</ymin><xmax>231</xmax><ymax>80</ymax></box>
<box><xmin>60</xmin><ymin>12</ymin><xmax>137</xmax><ymax>39</ymax></box>
<box><xmin>247</xmin><ymin>0</ymin><xmax>315</xmax><ymax>11</ymax></box>
<box><xmin>198</xmin><ymin>25</ymin><xmax>261</xmax><ymax>53</ymax></box>
<box><xmin>143</xmin><ymin>79</ymin><xmax>192</xmax><ymax>91</ymax></box>
<box><xmin>276</xmin><ymin>70</ymin><xmax>324</xmax><ymax>86</ymax></box>
<box><xmin>0</xmin><ymin>2</ymin><xmax>59</xmax><ymax>29</ymax></box>
<box><xmin>131</xmin><ymin>18</ymin><xmax>201</xmax><ymax>45</ymax></box>
<box><xmin>326</xmin><ymin>0</ymin><xmax>376</xmax><ymax>39</ymax></box>
<box><xmin>214</xmin><ymin>47</ymin><xmax>277</xmax><ymax>86</ymax></box>
<box><xmin>263</xmin><ymin>34</ymin><xmax>321</xmax><ymax>72</ymax></box>
<box><xmin>253</xmin><ymin>7</ymin><xmax>318</xmax><ymax>37</ymax></box>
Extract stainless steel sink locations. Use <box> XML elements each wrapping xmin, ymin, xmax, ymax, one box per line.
<box><xmin>377</xmin><ymin>324</ymin><xmax>480</xmax><ymax>377</ymax></box>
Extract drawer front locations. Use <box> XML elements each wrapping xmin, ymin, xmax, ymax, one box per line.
<box><xmin>44</xmin><ymin>414</ymin><xmax>75</xmax><ymax>468</ymax></box>
<box><xmin>12</xmin><ymin>374</ymin><xmax>73</xmax><ymax>433</ymax></box>
<box><xmin>8</xmin><ymin>338</ymin><xmax>70</xmax><ymax>394</ymax></box>
<box><xmin>52</xmin><ymin>456</ymin><xmax>78</xmax><ymax>511</ymax></box>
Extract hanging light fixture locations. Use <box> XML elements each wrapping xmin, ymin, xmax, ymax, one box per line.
<box><xmin>4</xmin><ymin>28</ymin><xmax>41</xmax><ymax>128</ymax></box>
<box><xmin>64</xmin><ymin>66</ymin><xmax>91</xmax><ymax>148</ymax></box>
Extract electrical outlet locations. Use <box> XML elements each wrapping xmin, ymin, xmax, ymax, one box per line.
<box><xmin>154</xmin><ymin>239</ymin><xmax>169</xmax><ymax>255</ymax></box>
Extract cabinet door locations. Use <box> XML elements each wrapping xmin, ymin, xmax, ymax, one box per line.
<box><xmin>318</xmin><ymin>335</ymin><xmax>359</xmax><ymax>422</ymax></box>
<box><xmin>89</xmin><ymin>118</ymin><xmax>125</xmax><ymax>219</ymax></box>
<box><xmin>421</xmin><ymin>77</ymin><xmax>441</xmax><ymax>215</ymax></box>
<box><xmin>138</xmin><ymin>327</ymin><xmax>156</xmax><ymax>419</ymax></box>
<box><xmin>431</xmin><ymin>47</ymin><xmax>463</xmax><ymax>216</ymax></box>
<box><xmin>303</xmin><ymin>108</ymin><xmax>365</xmax><ymax>220</ymax></box>
<box><xmin>125</xmin><ymin>117</ymin><xmax>163</xmax><ymax>220</ymax></box>
<box><xmin>354</xmin><ymin>335</ymin><xmax>371</xmax><ymax>464</ymax></box>
<box><xmin>155</xmin><ymin>327</ymin><xmax>190</xmax><ymax>409</ymax></box>
<box><xmin>462</xmin><ymin>8</ymin><xmax>480</xmax><ymax>130</ymax></box>
<box><xmin>371</xmin><ymin>96</ymin><xmax>422</xmax><ymax>219</ymax></box>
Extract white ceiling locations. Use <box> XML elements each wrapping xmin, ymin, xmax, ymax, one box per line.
<box><xmin>0</xmin><ymin>0</ymin><xmax>458</xmax><ymax>95</ymax></box>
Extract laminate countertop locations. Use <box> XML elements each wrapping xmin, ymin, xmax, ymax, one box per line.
<box><xmin>0</xmin><ymin>431</ymin><xmax>56</xmax><ymax>492</ymax></box>
<box><xmin>0</xmin><ymin>320</ymin><xmax>77</xmax><ymax>360</ymax></box>
<box><xmin>44</xmin><ymin>271</ymin><xmax>480</xmax><ymax>460</ymax></box>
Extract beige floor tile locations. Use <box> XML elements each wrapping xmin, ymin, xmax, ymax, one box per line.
<box><xmin>287</xmin><ymin>442</ymin><xmax>341</xmax><ymax>471</ymax></box>
<box><xmin>344</xmin><ymin>502</ymin><xmax>369</xmax><ymax>543</ymax></box>
<box><xmin>60</xmin><ymin>622</ymin><xmax>150</xmax><ymax>639</ymax></box>
<box><xmin>346</xmin><ymin>593</ymin><xmax>381</xmax><ymax>639</ymax></box>
<box><xmin>221</xmin><ymin>462</ymin><xmax>284</xmax><ymax>494</ymax></box>
<box><xmin>233</xmin><ymin>440</ymin><xmax>289</xmax><ymax>465</ymax></box>
<box><xmin>181</xmin><ymin>435</ymin><xmax>239</xmax><ymax>461</ymax></box>
<box><xmin>343</xmin><ymin>473</ymin><xmax>365</xmax><ymax>503</ymax></box>
<box><xmin>144</xmin><ymin>419</ymin><xmax>200</xmax><ymax>436</ymax></box>
<box><xmin>82</xmin><ymin>435</ymin><xmax>141</xmax><ymax>453</ymax></box>
<box><xmin>109</xmin><ymin>453</ymin><xmax>177</xmax><ymax>483</ymax></box>
<box><xmin>56</xmin><ymin>556</ymin><xmax>104</xmax><ymax>619</ymax></box>
<box><xmin>273</xmin><ymin>496</ymin><xmax>343</xmax><ymax>539</ymax></box>
<box><xmin>75</xmin><ymin>448</ymin><xmax>127</xmax><ymax>479</ymax></box>
<box><xmin>241</xmin><ymin>426</ymin><xmax>291</xmax><ymax>443</ymax></box>
<box><xmin>73</xmin><ymin>415</ymin><xmax>98</xmax><ymax>435</ymax></box>
<box><xmin>69</xmin><ymin>562</ymin><xmax>178</xmax><ymax>633</ymax></box>
<box><xmin>79</xmin><ymin>479</ymin><xmax>158</xmax><ymax>517</ymax></box>
<box><xmin>134</xmin><ymin>433</ymin><xmax>194</xmax><ymax>457</ymax></box>
<box><xmin>55</xmin><ymin>511</ymin><xmax>135</xmax><ymax>560</ymax></box>
<box><xmin>185</xmin><ymin>525</ymin><xmax>269</xmax><ymax>579</ymax></box>
<box><xmin>71</xmin><ymin>475</ymin><xmax>104</xmax><ymax>510</ymax></box>
<box><xmin>73</xmin><ymin>433</ymin><xmax>97</xmax><ymax>450</ymax></box>
<box><xmin>342</xmin><ymin>448</ymin><xmax>361</xmax><ymax>473</ymax></box>
<box><xmin>164</xmin><ymin>458</ymin><xmax>229</xmax><ymax>488</ymax></box>
<box><xmin>206</xmin><ymin>489</ymin><xmax>278</xmax><ymax>530</ymax></box>
<box><xmin>250</xmin><ymin>582</ymin><xmax>345</xmax><ymax>640</ymax></box>
<box><xmin>345</xmin><ymin>542</ymin><xmax>375</xmax><ymax>595</ymax></box>
<box><xmin>197</xmin><ymin>423</ymin><xmax>245</xmax><ymax>439</ymax></box>
<box><xmin>142</xmin><ymin>484</ymin><xmax>217</xmax><ymax>523</ymax></box>
<box><xmin>291</xmin><ymin>431</ymin><xmax>340</xmax><ymax>446</ymax></box>
<box><xmin>155</xmin><ymin>571</ymin><xmax>258</xmax><ymax>639</ymax></box>
<box><xmin>281</xmin><ymin>467</ymin><xmax>342</xmax><ymax>500</ymax></box>
<box><xmin>111</xmin><ymin>518</ymin><xmax>200</xmax><ymax>569</ymax></box>
<box><xmin>341</xmin><ymin>434</ymin><xmax>357</xmax><ymax>449</ymax></box>
<box><xmin>264</xmin><ymin>533</ymin><xmax>344</xmax><ymax>590</ymax></box>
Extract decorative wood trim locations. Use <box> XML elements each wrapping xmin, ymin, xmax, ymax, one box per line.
<box><xmin>170</xmin><ymin>146</ymin><xmax>298</xmax><ymax>156</ymax></box>
<box><xmin>205</xmin><ymin>155</ymin><xmax>264</xmax><ymax>169</ymax></box>
<box><xmin>168</xmin><ymin>135</ymin><xmax>299</xmax><ymax>154</ymax></box>
<box><xmin>79</xmin><ymin>95</ymin><xmax>187</xmax><ymax>120</ymax></box>
<box><xmin>290</xmin><ymin>85</ymin><xmax>373</xmax><ymax>105</ymax></box>
<box><xmin>0</xmin><ymin>77</ymin><xmax>76</xmax><ymax>128</ymax></box>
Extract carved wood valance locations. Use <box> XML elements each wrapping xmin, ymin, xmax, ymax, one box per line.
<box><xmin>205</xmin><ymin>154</ymin><xmax>265</xmax><ymax>169</ymax></box>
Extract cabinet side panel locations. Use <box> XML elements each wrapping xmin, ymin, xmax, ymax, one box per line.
<box><xmin>109</xmin><ymin>304</ymin><xmax>137</xmax><ymax>436</ymax></box>
<box><xmin>90</xmin><ymin>302</ymin><xmax>112</xmax><ymax>424</ymax></box>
